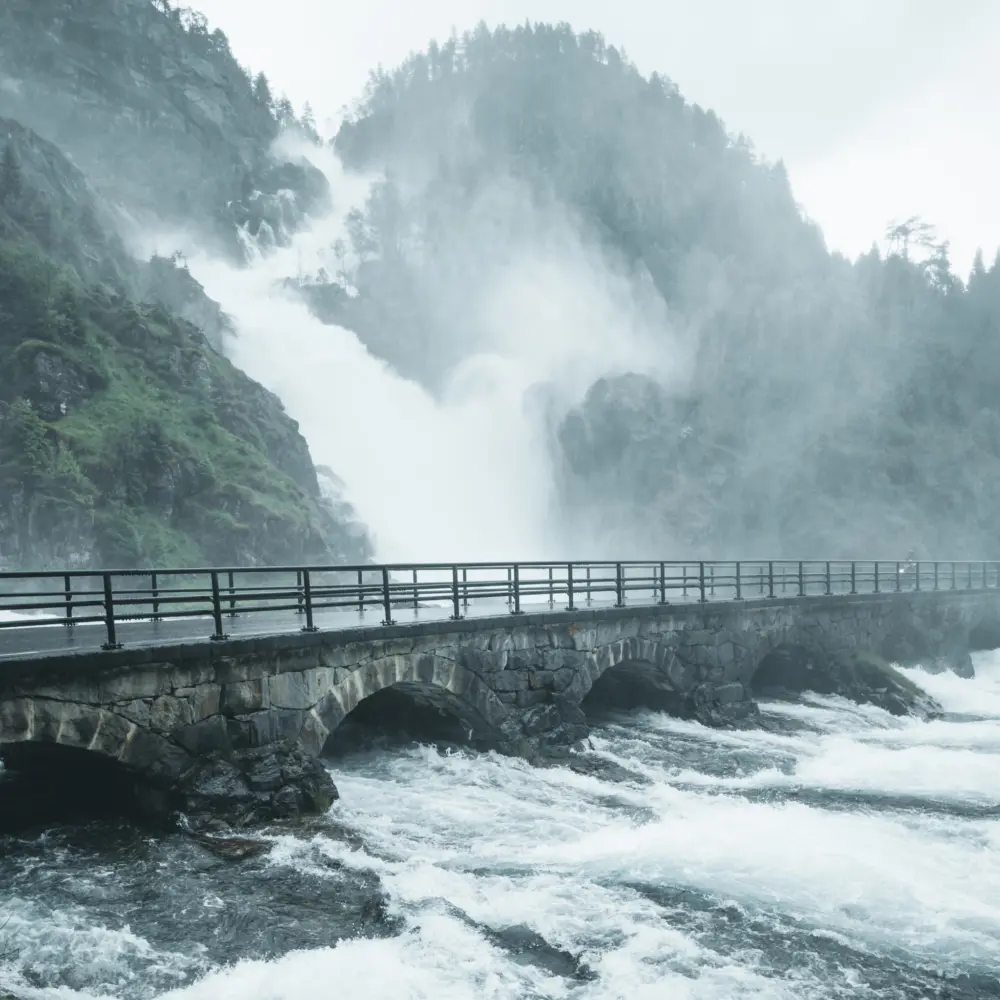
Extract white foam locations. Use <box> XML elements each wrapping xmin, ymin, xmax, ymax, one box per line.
<box><xmin>898</xmin><ymin>648</ymin><xmax>1000</xmax><ymax>717</ymax></box>
<box><xmin>251</xmin><ymin>711</ymin><xmax>999</xmax><ymax>994</ymax></box>
<box><xmin>0</xmin><ymin>896</ymin><xmax>201</xmax><ymax>999</ymax></box>
<box><xmin>155</xmin><ymin>915</ymin><xmax>566</xmax><ymax>1000</ymax></box>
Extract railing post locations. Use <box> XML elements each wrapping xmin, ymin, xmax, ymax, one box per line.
<box><xmin>449</xmin><ymin>565</ymin><xmax>462</xmax><ymax>620</ymax></box>
<box><xmin>150</xmin><ymin>571</ymin><xmax>161</xmax><ymax>622</ymax></box>
<box><xmin>683</xmin><ymin>565</ymin><xmax>688</xmax><ymax>598</ymax></box>
<box><xmin>615</xmin><ymin>563</ymin><xmax>625</xmax><ymax>607</ymax></box>
<box><xmin>209</xmin><ymin>571</ymin><xmax>228</xmax><ymax>641</ymax></box>
<box><xmin>825</xmin><ymin>561</ymin><xmax>831</xmax><ymax>596</ymax></box>
<box><xmin>507</xmin><ymin>566</ymin><xmax>513</xmax><ymax>609</ymax></box>
<box><xmin>710</xmin><ymin>565</ymin><xmax>716</xmax><ymax>598</ymax></box>
<box><xmin>798</xmin><ymin>561</ymin><xmax>804</xmax><ymax>597</ymax></box>
<box><xmin>934</xmin><ymin>561</ymin><xmax>939</xmax><ymax>591</ymax></box>
<box><xmin>735</xmin><ymin>561</ymin><xmax>741</xmax><ymax>601</ymax></box>
<box><xmin>915</xmin><ymin>562</ymin><xmax>921</xmax><ymax>592</ymax></box>
<box><xmin>895</xmin><ymin>561</ymin><xmax>901</xmax><ymax>592</ymax></box>
<box><xmin>412</xmin><ymin>568</ymin><xmax>419</xmax><ymax>610</ymax></box>
<box><xmin>767</xmin><ymin>561</ymin><xmax>774</xmax><ymax>599</ymax></box>
<box><xmin>660</xmin><ymin>561</ymin><xmax>667</xmax><ymax>604</ymax></box>
<box><xmin>566</xmin><ymin>563</ymin><xmax>575</xmax><ymax>611</ymax></box>
<box><xmin>548</xmin><ymin>566</ymin><xmax>554</xmax><ymax>607</ymax></box>
<box><xmin>100</xmin><ymin>573</ymin><xmax>122</xmax><ymax>650</ymax></box>
<box><xmin>358</xmin><ymin>568</ymin><xmax>365</xmax><ymax>614</ymax></box>
<box><xmin>295</xmin><ymin>570</ymin><xmax>305</xmax><ymax>614</ymax></box>
<box><xmin>968</xmin><ymin>563</ymin><xmax>973</xmax><ymax>589</ymax></box>
<box><xmin>462</xmin><ymin>567</ymin><xmax>469</xmax><ymax>611</ymax></box>
<box><xmin>63</xmin><ymin>574</ymin><xmax>74</xmax><ymax>627</ymax></box>
<box><xmin>227</xmin><ymin>570</ymin><xmax>237</xmax><ymax>617</ymax></box>
<box><xmin>301</xmin><ymin>570</ymin><xmax>318</xmax><ymax>632</ymax></box>
<box><xmin>512</xmin><ymin>564</ymin><xmax>523</xmax><ymax>614</ymax></box>
<box><xmin>586</xmin><ymin>566</ymin><xmax>592</xmax><ymax>605</ymax></box>
<box><xmin>951</xmin><ymin>561</ymin><xmax>956</xmax><ymax>590</ymax></box>
<box><xmin>698</xmin><ymin>562</ymin><xmax>706</xmax><ymax>603</ymax></box>
<box><xmin>381</xmin><ymin>567</ymin><xmax>395</xmax><ymax>625</ymax></box>
<box><xmin>850</xmin><ymin>561</ymin><xmax>856</xmax><ymax>594</ymax></box>
<box><xmin>874</xmin><ymin>562</ymin><xmax>880</xmax><ymax>593</ymax></box>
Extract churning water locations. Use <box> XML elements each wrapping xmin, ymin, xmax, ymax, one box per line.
<box><xmin>2</xmin><ymin>652</ymin><xmax>999</xmax><ymax>999</ymax></box>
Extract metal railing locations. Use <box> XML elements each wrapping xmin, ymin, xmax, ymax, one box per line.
<box><xmin>0</xmin><ymin>559</ymin><xmax>998</xmax><ymax>653</ymax></box>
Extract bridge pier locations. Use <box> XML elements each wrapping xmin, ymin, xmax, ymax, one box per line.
<box><xmin>3</xmin><ymin>588</ymin><xmax>1000</xmax><ymax>830</ymax></box>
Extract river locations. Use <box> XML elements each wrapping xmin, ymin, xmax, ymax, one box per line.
<box><xmin>2</xmin><ymin>652</ymin><xmax>999</xmax><ymax>999</ymax></box>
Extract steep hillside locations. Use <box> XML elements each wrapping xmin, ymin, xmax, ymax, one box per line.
<box><xmin>317</xmin><ymin>23</ymin><xmax>1000</xmax><ymax>558</ymax></box>
<box><xmin>0</xmin><ymin>118</ymin><xmax>369</xmax><ymax>569</ymax></box>
<box><xmin>0</xmin><ymin>0</ymin><xmax>325</xmax><ymax>255</ymax></box>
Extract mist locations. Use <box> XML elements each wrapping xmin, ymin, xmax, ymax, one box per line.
<box><xmin>177</xmin><ymin>142</ymin><xmax>674</xmax><ymax>561</ymax></box>
<box><xmin>159</xmin><ymin>24</ymin><xmax>1000</xmax><ymax>563</ymax></box>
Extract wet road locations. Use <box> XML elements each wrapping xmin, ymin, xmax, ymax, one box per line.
<box><xmin>0</xmin><ymin>596</ymin><xmax>628</xmax><ymax>661</ymax></box>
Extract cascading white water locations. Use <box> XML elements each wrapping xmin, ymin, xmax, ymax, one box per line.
<box><xmin>181</xmin><ymin>142</ymin><xmax>668</xmax><ymax>563</ymax></box>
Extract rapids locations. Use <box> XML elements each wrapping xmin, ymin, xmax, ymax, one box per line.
<box><xmin>2</xmin><ymin>653</ymin><xmax>999</xmax><ymax>998</ymax></box>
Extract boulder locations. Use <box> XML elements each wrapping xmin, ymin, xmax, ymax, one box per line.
<box><xmin>173</xmin><ymin>740</ymin><xmax>338</xmax><ymax>831</ymax></box>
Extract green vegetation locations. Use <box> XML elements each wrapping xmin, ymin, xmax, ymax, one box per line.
<box><xmin>0</xmin><ymin>122</ymin><xmax>366</xmax><ymax>569</ymax></box>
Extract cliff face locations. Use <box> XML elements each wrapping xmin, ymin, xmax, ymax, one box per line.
<box><xmin>0</xmin><ymin>115</ymin><xmax>368</xmax><ymax>569</ymax></box>
<box><xmin>0</xmin><ymin>0</ymin><xmax>326</xmax><ymax>255</ymax></box>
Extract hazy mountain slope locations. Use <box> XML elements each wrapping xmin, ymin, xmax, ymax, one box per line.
<box><xmin>0</xmin><ymin>118</ymin><xmax>369</xmax><ymax>568</ymax></box>
<box><xmin>0</xmin><ymin>0</ymin><xmax>325</xmax><ymax>255</ymax></box>
<box><xmin>316</xmin><ymin>23</ymin><xmax>1000</xmax><ymax>557</ymax></box>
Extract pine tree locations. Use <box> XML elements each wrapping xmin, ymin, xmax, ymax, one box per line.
<box><xmin>253</xmin><ymin>71</ymin><xmax>273</xmax><ymax>110</ymax></box>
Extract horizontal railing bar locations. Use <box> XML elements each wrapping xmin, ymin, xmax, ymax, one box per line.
<box><xmin>0</xmin><ymin>614</ymin><xmax>104</xmax><ymax>628</ymax></box>
<box><xmin>5</xmin><ymin>558</ymin><xmax>998</xmax><ymax>582</ymax></box>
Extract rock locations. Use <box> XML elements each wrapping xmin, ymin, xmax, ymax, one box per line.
<box><xmin>755</xmin><ymin>646</ymin><xmax>942</xmax><ymax>720</ymax></box>
<box><xmin>841</xmin><ymin>653</ymin><xmax>942</xmax><ymax>719</ymax></box>
<box><xmin>173</xmin><ymin>740</ymin><xmax>338</xmax><ymax>831</ymax></box>
<box><xmin>689</xmin><ymin>682</ymin><xmax>760</xmax><ymax>728</ymax></box>
<box><xmin>562</xmin><ymin>754</ymin><xmax>649</xmax><ymax>785</ymax></box>
<box><xmin>189</xmin><ymin>831</ymin><xmax>272</xmax><ymax>860</ymax></box>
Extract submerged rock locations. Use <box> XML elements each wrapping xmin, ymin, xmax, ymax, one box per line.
<box><xmin>189</xmin><ymin>831</ymin><xmax>272</xmax><ymax>860</ymax></box>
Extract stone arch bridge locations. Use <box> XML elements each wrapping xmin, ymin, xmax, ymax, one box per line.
<box><xmin>2</xmin><ymin>584</ymin><xmax>999</xmax><ymax>827</ymax></box>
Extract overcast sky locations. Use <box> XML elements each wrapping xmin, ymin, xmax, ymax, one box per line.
<box><xmin>196</xmin><ymin>0</ymin><xmax>1000</xmax><ymax>275</ymax></box>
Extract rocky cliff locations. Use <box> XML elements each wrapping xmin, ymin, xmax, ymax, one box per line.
<box><xmin>0</xmin><ymin>0</ymin><xmax>325</xmax><ymax>255</ymax></box>
<box><xmin>0</xmin><ymin>117</ymin><xmax>368</xmax><ymax>568</ymax></box>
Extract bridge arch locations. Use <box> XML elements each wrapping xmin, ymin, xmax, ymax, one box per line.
<box><xmin>0</xmin><ymin>699</ymin><xmax>161</xmax><ymax>828</ymax></box>
<box><xmin>299</xmin><ymin>654</ymin><xmax>510</xmax><ymax>755</ymax></box>
<box><xmin>578</xmin><ymin>637</ymin><xmax>688</xmax><ymax>715</ymax></box>
<box><xmin>0</xmin><ymin>697</ymin><xmax>137</xmax><ymax>763</ymax></box>
<box><xmin>747</xmin><ymin>627</ymin><xmax>835</xmax><ymax>697</ymax></box>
